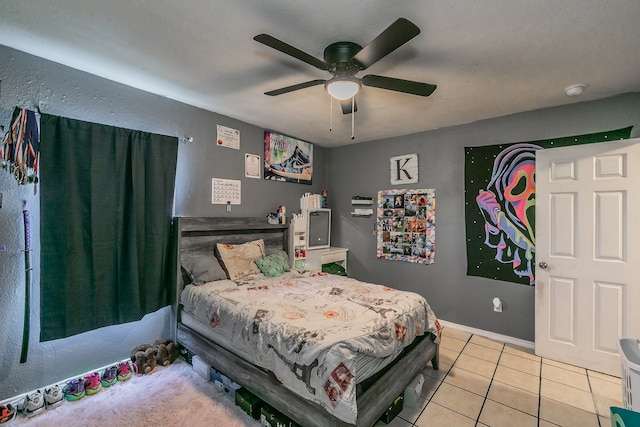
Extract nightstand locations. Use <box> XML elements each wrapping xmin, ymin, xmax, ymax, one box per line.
<box><xmin>306</xmin><ymin>247</ymin><xmax>348</xmax><ymax>274</ymax></box>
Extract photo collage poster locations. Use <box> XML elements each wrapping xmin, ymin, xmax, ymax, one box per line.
<box><xmin>377</xmin><ymin>188</ymin><xmax>435</xmax><ymax>264</ymax></box>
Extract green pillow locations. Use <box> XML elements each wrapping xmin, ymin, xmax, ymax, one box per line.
<box><xmin>254</xmin><ymin>253</ymin><xmax>291</xmax><ymax>277</ymax></box>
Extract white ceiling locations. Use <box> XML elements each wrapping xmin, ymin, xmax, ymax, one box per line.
<box><xmin>1</xmin><ymin>0</ymin><xmax>639</xmax><ymax>148</ymax></box>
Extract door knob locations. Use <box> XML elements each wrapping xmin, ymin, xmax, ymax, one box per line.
<box><xmin>538</xmin><ymin>261</ymin><xmax>548</xmax><ymax>269</ymax></box>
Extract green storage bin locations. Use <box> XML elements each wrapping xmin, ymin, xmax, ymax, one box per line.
<box><xmin>611</xmin><ymin>406</ymin><xmax>640</xmax><ymax>427</ymax></box>
<box><xmin>378</xmin><ymin>394</ymin><xmax>404</xmax><ymax>424</ymax></box>
<box><xmin>260</xmin><ymin>404</ymin><xmax>301</xmax><ymax>427</ymax></box>
<box><xmin>234</xmin><ymin>387</ymin><xmax>264</xmax><ymax>420</ymax></box>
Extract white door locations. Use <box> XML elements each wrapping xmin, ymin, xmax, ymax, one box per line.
<box><xmin>535</xmin><ymin>138</ymin><xmax>640</xmax><ymax>376</ymax></box>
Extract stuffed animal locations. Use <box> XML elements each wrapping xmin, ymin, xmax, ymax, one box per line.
<box><xmin>130</xmin><ymin>344</ymin><xmax>157</xmax><ymax>375</ymax></box>
<box><xmin>153</xmin><ymin>338</ymin><xmax>178</xmax><ymax>367</ymax></box>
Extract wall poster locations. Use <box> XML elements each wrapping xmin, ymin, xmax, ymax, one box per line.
<box><xmin>377</xmin><ymin>188</ymin><xmax>435</xmax><ymax>264</ymax></box>
<box><xmin>464</xmin><ymin>127</ymin><xmax>632</xmax><ymax>286</ymax></box>
<box><xmin>263</xmin><ymin>131</ymin><xmax>313</xmax><ymax>184</ymax></box>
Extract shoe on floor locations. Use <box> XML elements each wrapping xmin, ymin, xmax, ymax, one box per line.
<box><xmin>84</xmin><ymin>372</ymin><xmax>102</xmax><ymax>395</ymax></box>
<box><xmin>0</xmin><ymin>404</ymin><xmax>17</xmax><ymax>424</ymax></box>
<box><xmin>101</xmin><ymin>365</ymin><xmax>118</xmax><ymax>387</ymax></box>
<box><xmin>44</xmin><ymin>384</ymin><xmax>64</xmax><ymax>409</ymax></box>
<box><xmin>17</xmin><ymin>390</ymin><xmax>45</xmax><ymax>417</ymax></box>
<box><xmin>117</xmin><ymin>361</ymin><xmax>133</xmax><ymax>381</ymax></box>
<box><xmin>63</xmin><ymin>378</ymin><xmax>85</xmax><ymax>402</ymax></box>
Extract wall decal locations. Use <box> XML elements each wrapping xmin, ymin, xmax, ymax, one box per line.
<box><xmin>377</xmin><ymin>188</ymin><xmax>435</xmax><ymax>264</ymax></box>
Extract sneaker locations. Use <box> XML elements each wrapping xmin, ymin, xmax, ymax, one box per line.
<box><xmin>83</xmin><ymin>372</ymin><xmax>102</xmax><ymax>395</ymax></box>
<box><xmin>17</xmin><ymin>390</ymin><xmax>45</xmax><ymax>417</ymax></box>
<box><xmin>44</xmin><ymin>384</ymin><xmax>64</xmax><ymax>409</ymax></box>
<box><xmin>101</xmin><ymin>366</ymin><xmax>118</xmax><ymax>387</ymax></box>
<box><xmin>63</xmin><ymin>378</ymin><xmax>85</xmax><ymax>402</ymax></box>
<box><xmin>0</xmin><ymin>404</ymin><xmax>16</xmax><ymax>424</ymax></box>
<box><xmin>116</xmin><ymin>361</ymin><xmax>133</xmax><ymax>381</ymax></box>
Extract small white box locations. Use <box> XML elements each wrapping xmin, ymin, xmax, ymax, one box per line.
<box><xmin>191</xmin><ymin>355</ymin><xmax>211</xmax><ymax>381</ymax></box>
<box><xmin>403</xmin><ymin>374</ymin><xmax>425</xmax><ymax>408</ymax></box>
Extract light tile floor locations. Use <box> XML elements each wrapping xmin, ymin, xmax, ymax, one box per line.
<box><xmin>374</xmin><ymin>327</ymin><xmax>623</xmax><ymax>427</ymax></box>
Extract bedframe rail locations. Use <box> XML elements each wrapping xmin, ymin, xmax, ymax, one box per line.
<box><xmin>178</xmin><ymin>323</ymin><xmax>438</xmax><ymax>427</ymax></box>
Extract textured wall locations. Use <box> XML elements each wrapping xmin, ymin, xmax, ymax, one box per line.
<box><xmin>327</xmin><ymin>92</ymin><xmax>640</xmax><ymax>342</ymax></box>
<box><xmin>0</xmin><ymin>44</ymin><xmax>327</xmax><ymax>399</ymax></box>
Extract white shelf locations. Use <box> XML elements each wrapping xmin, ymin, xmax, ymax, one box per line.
<box><xmin>351</xmin><ymin>199</ymin><xmax>374</xmax><ymax>205</ymax></box>
<box><xmin>289</xmin><ymin>215</ymin><xmax>308</xmax><ymax>269</ymax></box>
<box><xmin>351</xmin><ymin>208</ymin><xmax>373</xmax><ymax>216</ymax></box>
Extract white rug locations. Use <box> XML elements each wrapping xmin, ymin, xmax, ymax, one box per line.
<box><xmin>11</xmin><ymin>360</ymin><xmax>260</xmax><ymax>427</ymax></box>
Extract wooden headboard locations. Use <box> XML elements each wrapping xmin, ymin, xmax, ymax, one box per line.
<box><xmin>171</xmin><ymin>217</ymin><xmax>289</xmax><ymax>338</ymax></box>
<box><xmin>175</xmin><ymin>216</ymin><xmax>288</xmax><ymax>262</ymax></box>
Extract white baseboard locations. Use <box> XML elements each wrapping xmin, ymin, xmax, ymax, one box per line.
<box><xmin>439</xmin><ymin>319</ymin><xmax>534</xmax><ymax>350</ymax></box>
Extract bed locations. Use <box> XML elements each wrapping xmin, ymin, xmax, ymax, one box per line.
<box><xmin>172</xmin><ymin>217</ymin><xmax>440</xmax><ymax>427</ymax></box>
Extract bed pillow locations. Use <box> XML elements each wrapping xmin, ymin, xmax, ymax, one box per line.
<box><xmin>266</xmin><ymin>248</ymin><xmax>291</xmax><ymax>267</ymax></box>
<box><xmin>216</xmin><ymin>239</ymin><xmax>265</xmax><ymax>281</ymax></box>
<box><xmin>182</xmin><ymin>254</ymin><xmax>228</xmax><ymax>285</ymax></box>
<box><xmin>254</xmin><ymin>253</ymin><xmax>291</xmax><ymax>277</ymax></box>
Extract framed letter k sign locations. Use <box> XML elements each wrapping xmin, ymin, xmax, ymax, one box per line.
<box><xmin>390</xmin><ymin>153</ymin><xmax>418</xmax><ymax>185</ymax></box>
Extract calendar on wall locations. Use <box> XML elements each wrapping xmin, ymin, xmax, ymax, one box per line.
<box><xmin>212</xmin><ymin>178</ymin><xmax>241</xmax><ymax>205</ymax></box>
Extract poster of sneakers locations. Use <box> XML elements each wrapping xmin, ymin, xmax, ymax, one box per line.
<box><xmin>376</xmin><ymin>188</ymin><xmax>435</xmax><ymax>264</ymax></box>
<box><xmin>264</xmin><ymin>131</ymin><xmax>313</xmax><ymax>184</ymax></box>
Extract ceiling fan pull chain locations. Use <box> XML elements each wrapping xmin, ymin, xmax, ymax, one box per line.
<box><xmin>351</xmin><ymin>97</ymin><xmax>355</xmax><ymax>140</ymax></box>
<box><xmin>329</xmin><ymin>95</ymin><xmax>333</xmax><ymax>132</ymax></box>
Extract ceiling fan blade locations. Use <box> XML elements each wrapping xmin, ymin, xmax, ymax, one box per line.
<box><xmin>352</xmin><ymin>18</ymin><xmax>421</xmax><ymax>70</ymax></box>
<box><xmin>340</xmin><ymin>98</ymin><xmax>358</xmax><ymax>115</ymax></box>
<box><xmin>362</xmin><ymin>74</ymin><xmax>436</xmax><ymax>97</ymax></box>
<box><xmin>254</xmin><ymin>34</ymin><xmax>329</xmax><ymax>71</ymax></box>
<box><xmin>265</xmin><ymin>79</ymin><xmax>326</xmax><ymax>96</ymax></box>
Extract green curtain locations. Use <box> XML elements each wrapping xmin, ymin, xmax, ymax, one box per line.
<box><xmin>39</xmin><ymin>114</ymin><xmax>178</xmax><ymax>341</ymax></box>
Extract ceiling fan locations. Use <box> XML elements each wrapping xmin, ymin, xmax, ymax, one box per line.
<box><xmin>254</xmin><ymin>18</ymin><xmax>437</xmax><ymax>115</ymax></box>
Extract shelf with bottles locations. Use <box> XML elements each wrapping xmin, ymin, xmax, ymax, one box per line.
<box><xmin>289</xmin><ymin>213</ymin><xmax>308</xmax><ymax>269</ymax></box>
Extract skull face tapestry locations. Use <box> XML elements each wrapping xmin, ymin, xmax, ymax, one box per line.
<box><xmin>464</xmin><ymin>127</ymin><xmax>632</xmax><ymax>286</ymax></box>
<box><xmin>377</xmin><ymin>188</ymin><xmax>435</xmax><ymax>264</ymax></box>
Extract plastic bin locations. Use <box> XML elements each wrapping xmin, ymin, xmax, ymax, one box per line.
<box><xmin>618</xmin><ymin>338</ymin><xmax>640</xmax><ymax>411</ymax></box>
<box><xmin>611</xmin><ymin>406</ymin><xmax>640</xmax><ymax>427</ymax></box>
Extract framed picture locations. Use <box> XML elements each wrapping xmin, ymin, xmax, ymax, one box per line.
<box><xmin>245</xmin><ymin>153</ymin><xmax>261</xmax><ymax>179</ymax></box>
<box><xmin>263</xmin><ymin>131</ymin><xmax>313</xmax><ymax>185</ymax></box>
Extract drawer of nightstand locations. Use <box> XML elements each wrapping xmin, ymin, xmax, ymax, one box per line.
<box><xmin>322</xmin><ymin>250</ymin><xmax>347</xmax><ymax>265</ymax></box>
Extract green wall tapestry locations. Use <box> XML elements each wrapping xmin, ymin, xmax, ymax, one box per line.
<box><xmin>464</xmin><ymin>127</ymin><xmax>632</xmax><ymax>286</ymax></box>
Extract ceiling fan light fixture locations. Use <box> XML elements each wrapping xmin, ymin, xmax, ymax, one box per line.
<box><xmin>325</xmin><ymin>78</ymin><xmax>361</xmax><ymax>100</ymax></box>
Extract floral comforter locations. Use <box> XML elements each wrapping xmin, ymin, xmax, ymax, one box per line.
<box><xmin>180</xmin><ymin>270</ymin><xmax>439</xmax><ymax>424</ymax></box>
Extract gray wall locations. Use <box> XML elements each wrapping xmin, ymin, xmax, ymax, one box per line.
<box><xmin>0</xmin><ymin>44</ymin><xmax>327</xmax><ymax>399</ymax></box>
<box><xmin>327</xmin><ymin>92</ymin><xmax>640</xmax><ymax>342</ymax></box>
